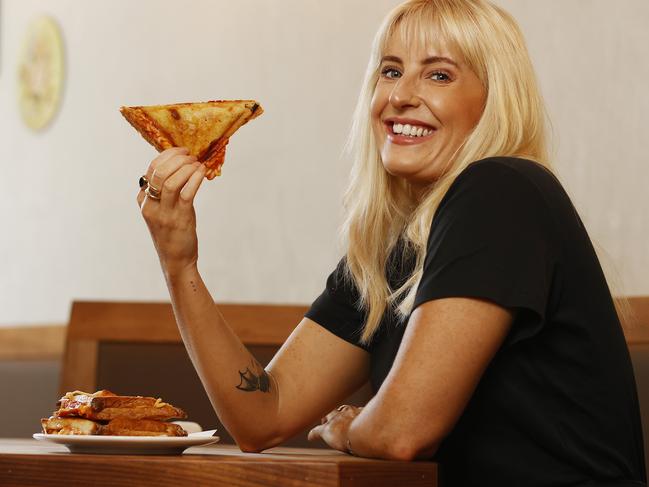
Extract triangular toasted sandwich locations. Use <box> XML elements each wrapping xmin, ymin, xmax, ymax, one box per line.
<box><xmin>120</xmin><ymin>100</ymin><xmax>263</xmax><ymax>179</ymax></box>
<box><xmin>55</xmin><ymin>389</ymin><xmax>187</xmax><ymax>421</ymax></box>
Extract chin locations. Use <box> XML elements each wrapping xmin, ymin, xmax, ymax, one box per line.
<box><xmin>381</xmin><ymin>158</ymin><xmax>440</xmax><ymax>183</ymax></box>
<box><xmin>382</xmin><ymin>160</ymin><xmax>415</xmax><ymax>178</ymax></box>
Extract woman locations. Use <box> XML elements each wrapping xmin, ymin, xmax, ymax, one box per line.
<box><xmin>137</xmin><ymin>0</ymin><xmax>646</xmax><ymax>485</ymax></box>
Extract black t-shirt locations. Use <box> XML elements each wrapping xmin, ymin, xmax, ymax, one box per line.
<box><xmin>306</xmin><ymin>157</ymin><xmax>646</xmax><ymax>487</ymax></box>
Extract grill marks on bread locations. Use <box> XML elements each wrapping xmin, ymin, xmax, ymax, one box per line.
<box><xmin>120</xmin><ymin>99</ymin><xmax>263</xmax><ymax>179</ymax></box>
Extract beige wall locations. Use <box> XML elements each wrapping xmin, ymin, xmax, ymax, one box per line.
<box><xmin>499</xmin><ymin>0</ymin><xmax>649</xmax><ymax>297</ymax></box>
<box><xmin>0</xmin><ymin>0</ymin><xmax>647</xmax><ymax>326</ymax></box>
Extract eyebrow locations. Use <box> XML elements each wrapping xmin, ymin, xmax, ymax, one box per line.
<box><xmin>380</xmin><ymin>55</ymin><xmax>459</xmax><ymax>68</ymax></box>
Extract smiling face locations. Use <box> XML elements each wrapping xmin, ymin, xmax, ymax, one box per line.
<box><xmin>371</xmin><ymin>33</ymin><xmax>486</xmax><ymax>184</ymax></box>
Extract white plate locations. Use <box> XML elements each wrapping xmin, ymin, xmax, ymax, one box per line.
<box><xmin>32</xmin><ymin>431</ymin><xmax>220</xmax><ymax>455</ymax></box>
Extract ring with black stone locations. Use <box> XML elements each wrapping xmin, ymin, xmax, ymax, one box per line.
<box><xmin>139</xmin><ymin>175</ymin><xmax>149</xmax><ymax>189</ymax></box>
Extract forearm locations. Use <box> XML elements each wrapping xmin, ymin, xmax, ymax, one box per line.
<box><xmin>164</xmin><ymin>265</ymin><xmax>281</xmax><ymax>451</ymax></box>
<box><xmin>347</xmin><ymin>398</ymin><xmax>439</xmax><ymax>461</ymax></box>
<box><xmin>346</xmin><ymin>404</ymin><xmax>397</xmax><ymax>460</ymax></box>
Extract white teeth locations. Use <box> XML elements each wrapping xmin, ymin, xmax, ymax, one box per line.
<box><xmin>391</xmin><ymin>122</ymin><xmax>433</xmax><ymax>137</ymax></box>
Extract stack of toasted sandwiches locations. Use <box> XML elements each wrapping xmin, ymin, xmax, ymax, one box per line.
<box><xmin>41</xmin><ymin>390</ymin><xmax>188</xmax><ymax>437</ymax></box>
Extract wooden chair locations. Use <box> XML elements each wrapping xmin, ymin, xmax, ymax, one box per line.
<box><xmin>59</xmin><ymin>300</ymin><xmax>374</xmax><ymax>448</ymax></box>
<box><xmin>619</xmin><ymin>296</ymin><xmax>649</xmax><ymax>345</ymax></box>
<box><xmin>618</xmin><ymin>296</ymin><xmax>649</xmax><ymax>473</ymax></box>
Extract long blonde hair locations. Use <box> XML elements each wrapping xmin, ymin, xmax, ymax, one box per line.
<box><xmin>342</xmin><ymin>0</ymin><xmax>551</xmax><ymax>345</ymax></box>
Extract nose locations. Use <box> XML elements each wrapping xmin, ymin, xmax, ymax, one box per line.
<box><xmin>389</xmin><ymin>75</ymin><xmax>421</xmax><ymax>109</ymax></box>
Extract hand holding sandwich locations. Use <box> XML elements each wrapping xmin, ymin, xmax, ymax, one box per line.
<box><xmin>137</xmin><ymin>147</ymin><xmax>206</xmax><ymax>278</ymax></box>
<box><xmin>127</xmin><ymin>99</ymin><xmax>263</xmax><ymax>278</ymax></box>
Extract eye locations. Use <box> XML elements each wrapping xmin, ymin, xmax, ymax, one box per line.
<box><xmin>430</xmin><ymin>71</ymin><xmax>453</xmax><ymax>83</ymax></box>
<box><xmin>380</xmin><ymin>67</ymin><xmax>402</xmax><ymax>80</ymax></box>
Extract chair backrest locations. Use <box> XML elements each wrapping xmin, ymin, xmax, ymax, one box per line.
<box><xmin>619</xmin><ymin>296</ymin><xmax>649</xmax><ymax>345</ymax></box>
<box><xmin>618</xmin><ymin>296</ymin><xmax>649</xmax><ymax>474</ymax></box>
<box><xmin>60</xmin><ymin>300</ymin><xmax>305</xmax><ymax>393</ymax></box>
<box><xmin>59</xmin><ymin>300</ymin><xmax>373</xmax><ymax>448</ymax></box>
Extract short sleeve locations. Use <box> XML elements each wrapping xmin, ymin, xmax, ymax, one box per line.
<box><xmin>305</xmin><ymin>259</ymin><xmax>371</xmax><ymax>352</ymax></box>
<box><xmin>413</xmin><ymin>159</ymin><xmax>558</xmax><ymax>344</ymax></box>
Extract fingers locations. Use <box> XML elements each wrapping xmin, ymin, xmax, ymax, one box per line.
<box><xmin>138</xmin><ymin>163</ymin><xmax>206</xmax><ymax>213</ymax></box>
<box><xmin>160</xmin><ymin>162</ymin><xmax>202</xmax><ymax>211</ymax></box>
<box><xmin>137</xmin><ymin>189</ymin><xmax>146</xmax><ymax>208</ymax></box>
<box><xmin>146</xmin><ymin>147</ymin><xmax>190</xmax><ymax>181</ymax></box>
<box><xmin>309</xmin><ymin>406</ymin><xmax>341</xmax><ymax>442</ymax></box>
<box><xmin>324</xmin><ymin>408</ymin><xmax>343</xmax><ymax>424</ymax></box>
<box><xmin>309</xmin><ymin>406</ymin><xmax>363</xmax><ymax>452</ymax></box>
<box><xmin>137</xmin><ymin>147</ymin><xmax>191</xmax><ymax>207</ymax></box>
<box><xmin>179</xmin><ymin>164</ymin><xmax>207</xmax><ymax>204</ymax></box>
<box><xmin>151</xmin><ymin>154</ymin><xmax>197</xmax><ymax>192</ymax></box>
<box><xmin>307</xmin><ymin>425</ymin><xmax>323</xmax><ymax>442</ymax></box>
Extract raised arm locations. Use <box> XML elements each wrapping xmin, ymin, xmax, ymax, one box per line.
<box><xmin>138</xmin><ymin>148</ymin><xmax>369</xmax><ymax>451</ymax></box>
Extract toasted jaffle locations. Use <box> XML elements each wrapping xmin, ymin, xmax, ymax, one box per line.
<box><xmin>55</xmin><ymin>390</ymin><xmax>187</xmax><ymax>421</ymax></box>
<box><xmin>40</xmin><ymin>416</ymin><xmax>102</xmax><ymax>435</ymax></box>
<box><xmin>120</xmin><ymin>100</ymin><xmax>263</xmax><ymax>179</ymax></box>
<box><xmin>101</xmin><ymin>418</ymin><xmax>187</xmax><ymax>437</ymax></box>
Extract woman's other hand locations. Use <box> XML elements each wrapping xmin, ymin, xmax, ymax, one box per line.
<box><xmin>137</xmin><ymin>147</ymin><xmax>207</xmax><ymax>277</ymax></box>
<box><xmin>307</xmin><ymin>404</ymin><xmax>363</xmax><ymax>454</ymax></box>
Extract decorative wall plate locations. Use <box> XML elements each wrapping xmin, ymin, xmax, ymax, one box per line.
<box><xmin>18</xmin><ymin>15</ymin><xmax>65</xmax><ymax>131</ymax></box>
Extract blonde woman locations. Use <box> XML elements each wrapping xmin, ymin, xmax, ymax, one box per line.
<box><xmin>137</xmin><ymin>0</ymin><xmax>646</xmax><ymax>485</ymax></box>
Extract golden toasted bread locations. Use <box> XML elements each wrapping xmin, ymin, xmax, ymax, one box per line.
<box><xmin>41</xmin><ymin>416</ymin><xmax>102</xmax><ymax>435</ymax></box>
<box><xmin>120</xmin><ymin>100</ymin><xmax>263</xmax><ymax>179</ymax></box>
<box><xmin>101</xmin><ymin>418</ymin><xmax>187</xmax><ymax>437</ymax></box>
<box><xmin>55</xmin><ymin>390</ymin><xmax>187</xmax><ymax>421</ymax></box>
<box><xmin>41</xmin><ymin>416</ymin><xmax>187</xmax><ymax>437</ymax></box>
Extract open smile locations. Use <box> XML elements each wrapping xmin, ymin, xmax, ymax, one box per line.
<box><xmin>384</xmin><ymin>118</ymin><xmax>437</xmax><ymax>146</ymax></box>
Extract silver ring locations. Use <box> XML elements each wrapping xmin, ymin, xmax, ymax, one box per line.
<box><xmin>145</xmin><ymin>186</ymin><xmax>161</xmax><ymax>200</ymax></box>
<box><xmin>336</xmin><ymin>405</ymin><xmax>348</xmax><ymax>412</ymax></box>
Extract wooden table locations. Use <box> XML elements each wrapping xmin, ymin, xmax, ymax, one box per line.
<box><xmin>0</xmin><ymin>439</ymin><xmax>437</xmax><ymax>487</ymax></box>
